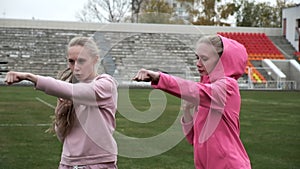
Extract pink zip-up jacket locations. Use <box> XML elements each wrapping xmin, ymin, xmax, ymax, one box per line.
<box><xmin>36</xmin><ymin>74</ymin><xmax>118</xmax><ymax>166</ymax></box>
<box><xmin>152</xmin><ymin>35</ymin><xmax>251</xmax><ymax>169</ymax></box>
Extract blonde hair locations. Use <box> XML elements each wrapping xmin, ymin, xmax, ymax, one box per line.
<box><xmin>68</xmin><ymin>37</ymin><xmax>99</xmax><ymax>57</ymax></box>
<box><xmin>48</xmin><ymin>37</ymin><xmax>100</xmax><ymax>139</ymax></box>
<box><xmin>197</xmin><ymin>35</ymin><xmax>223</xmax><ymax>57</ymax></box>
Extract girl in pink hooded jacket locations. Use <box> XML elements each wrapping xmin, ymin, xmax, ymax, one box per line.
<box><xmin>133</xmin><ymin>35</ymin><xmax>251</xmax><ymax>169</ymax></box>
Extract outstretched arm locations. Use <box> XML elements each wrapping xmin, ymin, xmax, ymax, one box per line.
<box><xmin>133</xmin><ymin>68</ymin><xmax>201</xmax><ymax>105</ymax></box>
<box><xmin>5</xmin><ymin>71</ymin><xmax>38</xmax><ymax>85</ymax></box>
<box><xmin>132</xmin><ymin>68</ymin><xmax>160</xmax><ymax>84</ymax></box>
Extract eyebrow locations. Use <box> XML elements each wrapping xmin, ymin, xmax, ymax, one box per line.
<box><xmin>77</xmin><ymin>58</ymin><xmax>86</xmax><ymax>61</ymax></box>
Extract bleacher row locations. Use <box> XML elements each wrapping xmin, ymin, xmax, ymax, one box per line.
<box><xmin>0</xmin><ymin>27</ymin><xmax>297</xmax><ymax>85</ymax></box>
<box><xmin>0</xmin><ymin>27</ymin><xmax>201</xmax><ymax>82</ymax></box>
<box><xmin>218</xmin><ymin>32</ymin><xmax>286</xmax><ymax>83</ymax></box>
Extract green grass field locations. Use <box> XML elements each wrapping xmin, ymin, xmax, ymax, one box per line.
<box><xmin>0</xmin><ymin>86</ymin><xmax>299</xmax><ymax>169</ymax></box>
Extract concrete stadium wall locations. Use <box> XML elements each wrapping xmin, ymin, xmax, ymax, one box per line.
<box><xmin>0</xmin><ymin>19</ymin><xmax>282</xmax><ymax>35</ymax></box>
<box><xmin>0</xmin><ymin>19</ymin><xmax>282</xmax><ymax>84</ymax></box>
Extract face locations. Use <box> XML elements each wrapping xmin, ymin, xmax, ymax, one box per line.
<box><xmin>67</xmin><ymin>45</ymin><xmax>98</xmax><ymax>82</ymax></box>
<box><xmin>195</xmin><ymin>43</ymin><xmax>220</xmax><ymax>76</ymax></box>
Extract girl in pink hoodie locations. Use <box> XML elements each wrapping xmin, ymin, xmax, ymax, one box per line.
<box><xmin>133</xmin><ymin>35</ymin><xmax>251</xmax><ymax>169</ymax></box>
<box><xmin>5</xmin><ymin>37</ymin><xmax>118</xmax><ymax>169</ymax></box>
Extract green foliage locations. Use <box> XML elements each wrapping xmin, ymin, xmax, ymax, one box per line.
<box><xmin>139</xmin><ymin>0</ymin><xmax>178</xmax><ymax>24</ymax></box>
<box><xmin>77</xmin><ymin>0</ymin><xmax>297</xmax><ymax>26</ymax></box>
<box><xmin>236</xmin><ymin>0</ymin><xmax>296</xmax><ymax>27</ymax></box>
<box><xmin>177</xmin><ymin>0</ymin><xmax>240</xmax><ymax>26</ymax></box>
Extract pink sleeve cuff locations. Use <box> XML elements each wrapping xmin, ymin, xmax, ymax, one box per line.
<box><xmin>151</xmin><ymin>72</ymin><xmax>163</xmax><ymax>88</ymax></box>
<box><xmin>181</xmin><ymin>116</ymin><xmax>193</xmax><ymax>136</ymax></box>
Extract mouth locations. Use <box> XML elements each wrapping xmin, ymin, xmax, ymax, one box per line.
<box><xmin>74</xmin><ymin>74</ymin><xmax>81</xmax><ymax>78</ymax></box>
<box><xmin>198</xmin><ymin>69</ymin><xmax>205</xmax><ymax>73</ymax></box>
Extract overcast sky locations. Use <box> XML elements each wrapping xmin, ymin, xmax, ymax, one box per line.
<box><xmin>0</xmin><ymin>0</ymin><xmax>85</xmax><ymax>21</ymax></box>
<box><xmin>0</xmin><ymin>0</ymin><xmax>299</xmax><ymax>22</ymax></box>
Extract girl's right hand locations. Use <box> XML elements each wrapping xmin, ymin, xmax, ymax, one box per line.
<box><xmin>181</xmin><ymin>100</ymin><xmax>196</xmax><ymax>123</ymax></box>
<box><xmin>5</xmin><ymin>71</ymin><xmax>37</xmax><ymax>85</ymax></box>
<box><xmin>5</xmin><ymin>71</ymin><xmax>28</xmax><ymax>85</ymax></box>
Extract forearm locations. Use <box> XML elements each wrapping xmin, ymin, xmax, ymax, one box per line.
<box><xmin>151</xmin><ymin>73</ymin><xmax>202</xmax><ymax>105</ymax></box>
<box><xmin>25</xmin><ymin>73</ymin><xmax>38</xmax><ymax>84</ymax></box>
<box><xmin>36</xmin><ymin>75</ymin><xmax>115</xmax><ymax>106</ymax></box>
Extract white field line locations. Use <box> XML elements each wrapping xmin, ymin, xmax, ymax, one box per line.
<box><xmin>0</xmin><ymin>97</ymin><xmax>55</xmax><ymax>127</ymax></box>
<box><xmin>0</xmin><ymin>123</ymin><xmax>51</xmax><ymax>127</ymax></box>
<box><xmin>35</xmin><ymin>97</ymin><xmax>56</xmax><ymax>109</ymax></box>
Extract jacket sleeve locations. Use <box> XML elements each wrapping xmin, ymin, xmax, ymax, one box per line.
<box><xmin>151</xmin><ymin>73</ymin><xmax>227</xmax><ymax>111</ymax></box>
<box><xmin>35</xmin><ymin>75</ymin><xmax>117</xmax><ymax>107</ymax></box>
<box><xmin>181</xmin><ymin>117</ymin><xmax>194</xmax><ymax>145</ymax></box>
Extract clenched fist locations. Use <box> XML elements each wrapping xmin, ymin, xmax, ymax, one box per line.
<box><xmin>132</xmin><ymin>68</ymin><xmax>160</xmax><ymax>84</ymax></box>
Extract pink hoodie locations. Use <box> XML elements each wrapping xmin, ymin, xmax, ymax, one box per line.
<box><xmin>152</xmin><ymin>35</ymin><xmax>251</xmax><ymax>169</ymax></box>
<box><xmin>36</xmin><ymin>74</ymin><xmax>118</xmax><ymax>166</ymax></box>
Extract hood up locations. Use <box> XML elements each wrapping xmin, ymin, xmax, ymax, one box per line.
<box><xmin>201</xmin><ymin>35</ymin><xmax>248</xmax><ymax>83</ymax></box>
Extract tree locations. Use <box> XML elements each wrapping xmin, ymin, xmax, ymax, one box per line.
<box><xmin>176</xmin><ymin>0</ymin><xmax>240</xmax><ymax>26</ymax></box>
<box><xmin>236</xmin><ymin>0</ymin><xmax>296</xmax><ymax>27</ymax></box>
<box><xmin>138</xmin><ymin>0</ymin><xmax>176</xmax><ymax>24</ymax></box>
<box><xmin>217</xmin><ymin>2</ymin><xmax>240</xmax><ymax>26</ymax></box>
<box><xmin>272</xmin><ymin>0</ymin><xmax>297</xmax><ymax>27</ymax></box>
<box><xmin>236</xmin><ymin>0</ymin><xmax>273</xmax><ymax>27</ymax></box>
<box><xmin>131</xmin><ymin>0</ymin><xmax>144</xmax><ymax>23</ymax></box>
<box><xmin>76</xmin><ymin>0</ymin><xmax>131</xmax><ymax>23</ymax></box>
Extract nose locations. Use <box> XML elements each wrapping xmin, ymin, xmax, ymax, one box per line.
<box><xmin>74</xmin><ymin>61</ymin><xmax>80</xmax><ymax>72</ymax></box>
<box><xmin>196</xmin><ymin>58</ymin><xmax>203</xmax><ymax>67</ymax></box>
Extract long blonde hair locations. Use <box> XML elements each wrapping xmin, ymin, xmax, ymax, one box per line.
<box><xmin>48</xmin><ymin>37</ymin><xmax>100</xmax><ymax>139</ymax></box>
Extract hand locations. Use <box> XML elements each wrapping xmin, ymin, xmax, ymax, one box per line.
<box><xmin>4</xmin><ymin>71</ymin><xmax>37</xmax><ymax>85</ymax></box>
<box><xmin>132</xmin><ymin>68</ymin><xmax>160</xmax><ymax>83</ymax></box>
<box><xmin>181</xmin><ymin>100</ymin><xmax>196</xmax><ymax>123</ymax></box>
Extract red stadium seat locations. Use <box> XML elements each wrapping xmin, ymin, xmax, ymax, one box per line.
<box><xmin>217</xmin><ymin>31</ymin><xmax>286</xmax><ymax>82</ymax></box>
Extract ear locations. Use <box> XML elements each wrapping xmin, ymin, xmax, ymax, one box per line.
<box><xmin>94</xmin><ymin>56</ymin><xmax>99</xmax><ymax>64</ymax></box>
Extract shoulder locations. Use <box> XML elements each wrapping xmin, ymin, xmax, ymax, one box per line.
<box><xmin>95</xmin><ymin>73</ymin><xmax>113</xmax><ymax>80</ymax></box>
<box><xmin>211</xmin><ymin>77</ymin><xmax>239</xmax><ymax>92</ymax></box>
<box><xmin>94</xmin><ymin>74</ymin><xmax>118</xmax><ymax>88</ymax></box>
<box><xmin>95</xmin><ymin>74</ymin><xmax>117</xmax><ymax>83</ymax></box>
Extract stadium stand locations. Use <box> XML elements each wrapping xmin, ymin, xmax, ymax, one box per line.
<box><xmin>218</xmin><ymin>32</ymin><xmax>286</xmax><ymax>83</ymax></box>
<box><xmin>294</xmin><ymin>51</ymin><xmax>300</xmax><ymax>61</ymax></box>
<box><xmin>0</xmin><ymin>26</ymin><xmax>200</xmax><ymax>84</ymax></box>
<box><xmin>0</xmin><ymin>19</ymin><xmax>299</xmax><ymax>89</ymax></box>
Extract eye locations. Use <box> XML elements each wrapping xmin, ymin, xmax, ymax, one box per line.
<box><xmin>195</xmin><ymin>54</ymin><xmax>199</xmax><ymax>60</ymax></box>
<box><xmin>77</xmin><ymin>58</ymin><xmax>86</xmax><ymax>64</ymax></box>
<box><xmin>201</xmin><ymin>56</ymin><xmax>208</xmax><ymax>61</ymax></box>
<box><xmin>68</xmin><ymin>59</ymin><xmax>75</xmax><ymax>65</ymax></box>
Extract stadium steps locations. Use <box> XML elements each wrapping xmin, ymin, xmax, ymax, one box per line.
<box><xmin>108</xmin><ymin>33</ymin><xmax>197</xmax><ymax>81</ymax></box>
<box><xmin>268</xmin><ymin>36</ymin><xmax>297</xmax><ymax>59</ymax></box>
<box><xmin>0</xmin><ymin>27</ymin><xmax>97</xmax><ymax>77</ymax></box>
<box><xmin>251</xmin><ymin>60</ymin><xmax>273</xmax><ymax>81</ymax></box>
